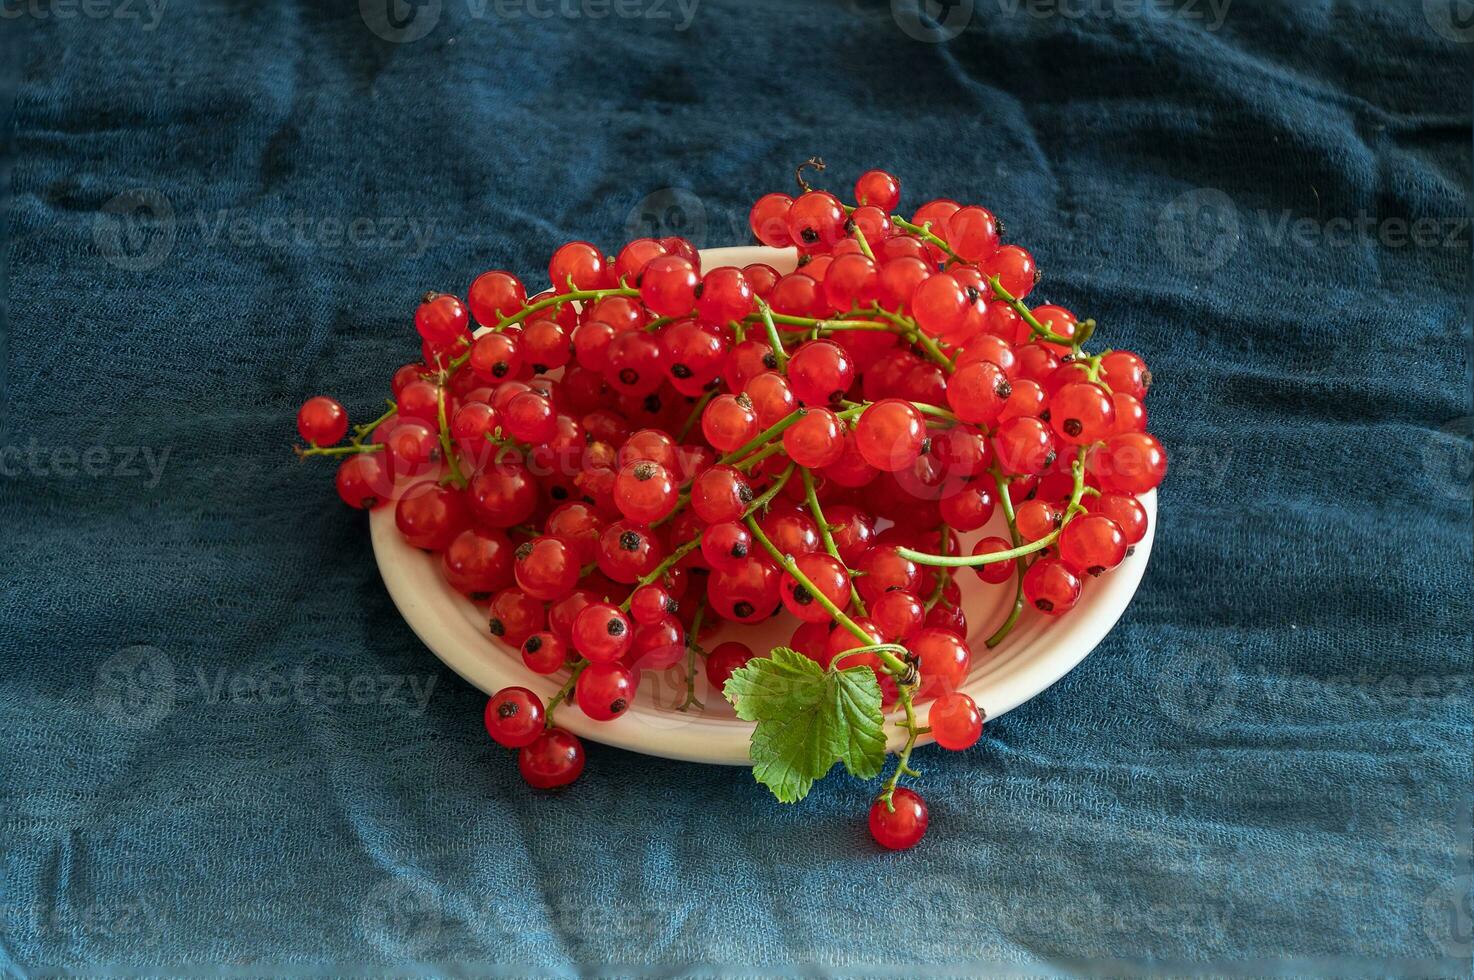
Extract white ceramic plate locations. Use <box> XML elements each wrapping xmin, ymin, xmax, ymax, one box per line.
<box><xmin>372</xmin><ymin>246</ymin><xmax>1157</xmax><ymax>765</ymax></box>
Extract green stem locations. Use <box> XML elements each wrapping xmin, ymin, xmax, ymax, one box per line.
<box><xmin>545</xmin><ymin>660</ymin><xmax>588</xmax><ymax>728</ymax></box>
<box><xmin>436</xmin><ymin>380</ymin><xmax>468</xmax><ymax>489</ymax></box>
<box><xmin>802</xmin><ymin>469</ymin><xmax>866</xmax><ymax>615</ymax></box>
<box><xmin>678</xmin><ymin>601</ymin><xmax>707</xmax><ymax>713</ymax></box>
<box><xmin>350</xmin><ymin>402</ymin><xmax>398</xmax><ymax>445</ymax></box>
<box><xmin>451</xmin><ymin>286</ymin><xmax>641</xmax><ymax>368</ymax></box>
<box><xmin>985</xmin><ymin>275</ymin><xmax>1073</xmax><ymax>345</ymax></box>
<box><xmin>986</xmin><ymin>469</ymin><xmax>1028</xmax><ymax>648</ymax></box>
<box><xmin>717</xmin><ymin>410</ymin><xmax>804</xmax><ymax>467</ymax></box>
<box><xmin>295</xmin><ymin>442</ymin><xmax>384</xmax><ymax>458</ymax></box>
<box><xmin>755</xmin><ymin>300</ymin><xmax>788</xmax><ymax>371</ymax></box>
<box><xmin>849</xmin><ymin>220</ymin><xmax>876</xmax><ymax>261</ymax></box>
<box><xmin>890</xmin><ymin>215</ymin><xmax>960</xmax><ymax>262</ymax></box>
<box><xmin>676</xmin><ymin>389</ymin><xmax>717</xmax><ymax>443</ymax></box>
<box><xmin>924</xmin><ymin>526</ymin><xmax>954</xmax><ymax>613</ymax></box>
<box><xmin>878</xmin><ymin>691</ymin><xmax>922</xmax><ymax>809</ymax></box>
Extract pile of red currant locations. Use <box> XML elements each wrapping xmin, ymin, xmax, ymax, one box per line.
<box><xmin>295</xmin><ymin>164</ymin><xmax>1166</xmax><ymax>850</ymax></box>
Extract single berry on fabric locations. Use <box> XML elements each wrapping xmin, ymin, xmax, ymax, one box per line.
<box><xmin>929</xmin><ymin>692</ymin><xmax>983</xmax><ymax>750</ymax></box>
<box><xmin>297</xmin><ymin>396</ymin><xmax>348</xmax><ymax>445</ymax></box>
<box><xmin>519</xmin><ymin>729</ymin><xmax>586</xmax><ymax>789</ymax></box>
<box><xmin>868</xmin><ymin>788</ymin><xmax>929</xmax><ymax>850</ymax></box>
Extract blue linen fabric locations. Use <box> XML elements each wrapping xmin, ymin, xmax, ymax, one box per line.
<box><xmin>2</xmin><ymin>0</ymin><xmax>1471</xmax><ymax>974</ymax></box>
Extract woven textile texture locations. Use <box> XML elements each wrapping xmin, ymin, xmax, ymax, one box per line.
<box><xmin>2</xmin><ymin>0</ymin><xmax>1471</xmax><ymax>973</ymax></box>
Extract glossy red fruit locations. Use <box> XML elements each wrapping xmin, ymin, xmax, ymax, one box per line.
<box><xmin>949</xmin><ymin>206</ymin><xmax>1001</xmax><ymax>263</ymax></box>
<box><xmin>1091</xmin><ymin>432</ymin><xmax>1168</xmax><ymax>494</ymax></box>
<box><xmin>335</xmin><ymin>453</ymin><xmax>391</xmax><ymax>509</ymax></box>
<box><xmin>513</xmin><ymin>535</ymin><xmax>579</xmax><ymax>601</ymax></box>
<box><xmin>910</xmin><ymin>272</ymin><xmax>968</xmax><ymax>336</ymax></box>
<box><xmin>786</xmin><ymin>191</ymin><xmax>847</xmax><ymax>248</ymax></box>
<box><xmin>702</xmin><ymin>394</ymin><xmax>760</xmax><ymax>453</ymax></box>
<box><xmin>749</xmin><ymin>193</ymin><xmax>795</xmax><ymax>248</ymax></box>
<box><xmin>929</xmin><ymin>692</ymin><xmax>983</xmax><ymax>750</ymax></box>
<box><xmin>395</xmin><ymin>481</ymin><xmax>469</xmax><ymax>551</ymax></box>
<box><xmin>614</xmin><ymin>238</ymin><xmax>668</xmax><ymax>284</ymax></box>
<box><xmin>484</xmin><ymin>687</ymin><xmax>545</xmax><ymax>748</ymax></box>
<box><xmin>614</xmin><ymin>460</ymin><xmax>679</xmax><ymax>524</ymax></box>
<box><xmin>1015</xmin><ymin>498</ymin><xmax>1061</xmax><ymax>542</ymax></box>
<box><xmin>868</xmin><ymin>788</ymin><xmax>928</xmax><ymax>850</ymax></box>
<box><xmin>782</xmin><ymin>407</ymin><xmax>846</xmax><ymax>468</ymax></box>
<box><xmin>597</xmin><ymin>520</ymin><xmax>662</xmax><ymax>583</ymax></box>
<box><xmin>855</xmin><ymin>399</ymin><xmax>926</xmax><ymax>473</ymax></box>
<box><xmin>630</xmin><ymin>584</ymin><xmax>677</xmax><ymax>625</ymax></box>
<box><xmin>787</xmin><ymin>340</ymin><xmax>855</xmax><ymax>408</ymax></box>
<box><xmin>548</xmin><ymin>241</ymin><xmax>607</xmax><ymax>292</ymax></box>
<box><xmin>1099</xmin><ymin>350</ymin><xmax>1151</xmax><ymax>400</ymax></box>
<box><xmin>297</xmin><ymin>396</ymin><xmax>348</xmax><ymax>445</ymax></box>
<box><xmin>1049</xmin><ymin>382</ymin><xmax>1116</xmax><ymax>445</ymax></box>
<box><xmin>707</xmin><ymin>558</ymin><xmax>781</xmax><ymax>624</ymax></box>
<box><xmin>469</xmin><ymin>459</ymin><xmax>539</xmax><ymax>528</ymax></box>
<box><xmin>1022</xmin><ymin>558</ymin><xmax>1082</xmax><ymax>615</ymax></box>
<box><xmin>970</xmin><ymin>536</ymin><xmax>1017</xmax><ymax>585</ymax></box>
<box><xmin>854</xmin><ymin>544</ymin><xmax>921</xmax><ymax>603</ymax></box>
<box><xmin>1057</xmin><ymin>514</ymin><xmax>1127</xmax><ymax>576</ymax></box>
<box><xmin>518</xmin><ymin>729</ymin><xmax>585</xmax><ymax>789</ymax></box>
<box><xmin>488</xmin><ymin>588</ymin><xmax>545</xmax><ymax>646</ymax></box>
<box><xmin>575</xmin><ymin>662</ymin><xmax>636</xmax><ymax>721</ymax></box>
<box><xmin>696</xmin><ymin>266</ymin><xmax>755</xmax><ymax>324</ymax></box>
<box><xmin>938</xmin><ymin>482</ymin><xmax>996</xmax><ymax>531</ymax></box>
<box><xmin>744</xmin><ymin>371</ymin><xmax>798</xmax><ymax>427</ymax></box>
<box><xmin>415</xmin><ymin>293</ymin><xmax>469</xmax><ymax>347</ymax></box>
<box><xmin>946</xmin><ymin>360</ymin><xmax>1012</xmax><ymax>426</ymax></box>
<box><xmin>468</xmin><ymin>270</ymin><xmax>527</xmax><ymax>326</ymax></box>
<box><xmin>825</xmin><ymin>617</ymin><xmax>886</xmax><ymax>673</ymax></box>
<box><xmin>640</xmin><ymin>255</ymin><xmax>700</xmax><ymax>317</ymax></box>
<box><xmin>572</xmin><ymin>602</ymin><xmax>633</xmax><ymax>663</ymax></box>
<box><xmin>854</xmin><ymin>169</ymin><xmax>901</xmax><ymax>211</ymax></box>
<box><xmin>705</xmin><ymin>641</ymin><xmax>756</xmax><ymax>691</ymax></box>
<box><xmin>981</xmin><ymin>244</ymin><xmax>1037</xmax><ymax>299</ymax></box>
<box><xmin>1087</xmin><ymin>492</ymin><xmax>1149</xmax><ymax>544</ymax></box>
<box><xmin>442</xmin><ymin>527</ymin><xmax>515</xmax><ymax>597</ymax></box>
<box><xmin>468</xmin><ymin>331</ymin><xmax>522</xmax><ymax>382</ymax></box>
<box><xmin>911</xmin><ymin>628</ymin><xmax>970</xmax><ymax>699</ymax></box>
<box><xmin>520</xmin><ymin>631</ymin><xmax>569</xmax><ymax>674</ymax></box>
<box><xmin>780</xmin><ymin>553</ymin><xmax>850</xmax><ymax>623</ymax></box>
<box><xmin>993</xmin><ymin>416</ymin><xmax>1057</xmax><ymax>476</ymax></box>
<box><xmin>870</xmin><ymin>589</ymin><xmax>925</xmax><ymax>642</ymax></box>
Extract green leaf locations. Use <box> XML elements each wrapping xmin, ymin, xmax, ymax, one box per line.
<box><xmin>722</xmin><ymin>646</ymin><xmax>887</xmax><ymax>803</ymax></box>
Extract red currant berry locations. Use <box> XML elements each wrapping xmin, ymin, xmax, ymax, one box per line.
<box><xmin>1111</xmin><ymin>392</ymin><xmax>1148</xmax><ymax>435</ymax></box>
<box><xmin>705</xmin><ymin>640</ymin><xmax>755</xmax><ymax>691</ymax></box>
<box><xmin>701</xmin><ymin>393</ymin><xmax>760</xmax><ymax>453</ymax></box>
<box><xmin>395</xmin><ymin>481</ymin><xmax>470</xmax><ymax>551</ymax></box>
<box><xmin>575</xmin><ymin>661</ymin><xmax>636</xmax><ymax>721</ymax></box>
<box><xmin>993</xmin><ymin>416</ymin><xmax>1057</xmax><ymax>476</ymax></box>
<box><xmin>696</xmin><ymin>266</ymin><xmax>755</xmax><ymax>324</ymax></box>
<box><xmin>701</xmin><ymin>521</ymin><xmax>753</xmax><ymax>570</ymax></box>
<box><xmin>870</xmin><ymin>589</ymin><xmax>925</xmax><ymax>642</ymax></box>
<box><xmin>946</xmin><ymin>360</ymin><xmax>1012</xmax><ymax>426</ymax></box>
<box><xmin>868</xmin><ymin>788</ymin><xmax>928</xmax><ymax>850</ymax></box>
<box><xmin>1015</xmin><ymin>498</ymin><xmax>1061</xmax><ymax>542</ymax></box>
<box><xmin>782</xmin><ymin>407</ymin><xmax>846</xmax><ymax>468</ymax></box>
<box><xmin>442</xmin><ymin>527</ymin><xmax>515</xmax><ymax>597</ymax></box>
<box><xmin>981</xmin><ymin>245</ymin><xmax>1037</xmax><ymax>299</ymax></box>
<box><xmin>779</xmin><ymin>553</ymin><xmax>850</xmax><ymax>623</ymax></box>
<box><xmin>639</xmin><ymin>255</ymin><xmax>700</xmax><ymax>317</ymax></box>
<box><xmin>1099</xmin><ymin>350</ymin><xmax>1150</xmax><ymax>400</ymax></box>
<box><xmin>1090</xmin><ymin>432</ymin><xmax>1168</xmax><ymax>494</ymax></box>
<box><xmin>910</xmin><ymin>272</ymin><xmax>968</xmax><ymax>336</ymax></box>
<box><xmin>929</xmin><ymin>692</ymin><xmax>983</xmax><ymax>750</ymax></box>
<box><xmin>613</xmin><ymin>460</ymin><xmax>678</xmax><ymax>524</ymax></box>
<box><xmin>854</xmin><ymin>169</ymin><xmax>901</xmax><ymax>211</ymax></box>
<box><xmin>1086</xmin><ymin>492</ymin><xmax>1149</xmax><ymax>545</ymax></box>
<box><xmin>518</xmin><ymin>728</ymin><xmax>585</xmax><ymax>789</ymax></box>
<box><xmin>1058</xmin><ymin>514</ymin><xmax>1127</xmax><ymax>576</ymax></box>
<box><xmin>597</xmin><ymin>520</ymin><xmax>663</xmax><ymax>583</ymax></box>
<box><xmin>823</xmin><ymin>253</ymin><xmax>880</xmax><ymax>311</ymax></box>
<box><xmin>468</xmin><ymin>331</ymin><xmax>522</xmax><ymax>382</ymax></box>
<box><xmin>707</xmin><ymin>558</ymin><xmax>780</xmax><ymax>624</ymax></box>
<box><xmin>948</xmin><ymin>205</ymin><xmax>1000</xmax><ymax>262</ymax></box>
<box><xmin>548</xmin><ymin>241</ymin><xmax>607</xmax><ymax>292</ymax></box>
<box><xmin>469</xmin><ymin>458</ymin><xmax>538</xmax><ymax>528</ymax></box>
<box><xmin>488</xmin><ymin>587</ymin><xmax>546</xmax><ymax>646</ymax></box>
<box><xmin>513</xmin><ymin>535</ymin><xmax>579</xmax><ymax>601</ymax></box>
<box><xmin>614</xmin><ymin>238</ymin><xmax>668</xmax><ymax>283</ymax></box>
<box><xmin>911</xmin><ymin>627</ymin><xmax>971</xmax><ymax>699</ymax></box>
<box><xmin>605</xmin><ymin>330</ymin><xmax>665</xmax><ymax>397</ymax></box>
<box><xmin>1049</xmin><ymin>382</ymin><xmax>1116</xmax><ymax>445</ymax></box>
<box><xmin>938</xmin><ymin>483</ymin><xmax>996</xmax><ymax>531</ymax></box>
<box><xmin>877</xmin><ymin>256</ymin><xmax>932</xmax><ymax>309</ymax></box>
<box><xmin>415</xmin><ymin>293</ymin><xmax>469</xmax><ymax>347</ymax></box>
<box><xmin>786</xmin><ymin>190</ymin><xmax>847</xmax><ymax>248</ymax></box>
<box><xmin>749</xmin><ymin>193</ymin><xmax>795</xmax><ymax>247</ymax></box>
<box><xmin>855</xmin><ymin>399</ymin><xmax>926</xmax><ymax>473</ymax></box>
<box><xmin>572</xmin><ymin>602</ymin><xmax>633</xmax><ymax>663</ymax></box>
<box><xmin>520</xmin><ymin>631</ymin><xmax>569</xmax><ymax>674</ymax></box>
<box><xmin>1022</xmin><ymin>558</ymin><xmax>1082</xmax><ymax>615</ymax></box>
<box><xmin>825</xmin><ymin>617</ymin><xmax>887</xmax><ymax>672</ymax></box>
<box><xmin>744</xmin><ymin>371</ymin><xmax>798</xmax><ymax>427</ymax></box>
<box><xmin>854</xmin><ymin>544</ymin><xmax>921</xmax><ymax>602</ymax></box>
<box><xmin>970</xmin><ymin>536</ymin><xmax>1016</xmax><ymax>584</ymax></box>
<box><xmin>484</xmin><ymin>687</ymin><xmax>545</xmax><ymax>748</ymax></box>
<box><xmin>297</xmin><ymin>396</ymin><xmax>348</xmax><ymax>445</ymax></box>
<box><xmin>691</xmin><ymin>465</ymin><xmax>754</xmax><ymax>524</ymax></box>
<box><xmin>787</xmin><ymin>340</ymin><xmax>855</xmax><ymax>409</ymax></box>
<box><xmin>468</xmin><ymin>270</ymin><xmax>527</xmax><ymax>326</ymax></box>
<box><xmin>335</xmin><ymin>453</ymin><xmax>390</xmax><ymax>509</ymax></box>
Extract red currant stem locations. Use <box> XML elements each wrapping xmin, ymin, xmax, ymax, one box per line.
<box><xmin>350</xmin><ymin>402</ymin><xmax>398</xmax><ymax>445</ymax></box>
<box><xmin>800</xmin><ymin>468</ymin><xmax>867</xmax><ymax>615</ymax></box>
<box><xmin>985</xmin><ymin>468</ymin><xmax>1028</xmax><ymax>649</ymax></box>
<box><xmin>450</xmin><ymin>286</ymin><xmax>642</xmax><ymax>369</ymax></box>
<box><xmin>755</xmin><ymin>299</ymin><xmax>789</xmax><ymax>370</ymax></box>
<box><xmin>877</xmin><ymin>693</ymin><xmax>922</xmax><ymax>811</ymax></box>
<box><xmin>745</xmin><ymin>515</ymin><xmax>911</xmax><ymax>679</ymax></box>
<box><xmin>642</xmin><ymin>315</ymin><xmax>677</xmax><ymax>334</ymax></box>
<box><xmin>675</xmin><ymin>389</ymin><xmax>717</xmax><ymax>443</ymax></box>
<box><xmin>717</xmin><ymin>410</ymin><xmax>804</xmax><ymax>467</ymax></box>
<box><xmin>862</xmin><ymin>304</ymin><xmax>955</xmax><ymax>374</ymax></box>
<box><xmin>892</xmin><ymin>215</ymin><xmax>961</xmax><ymax>262</ymax></box>
<box><xmin>849</xmin><ymin>220</ymin><xmax>876</xmax><ymax>261</ymax></box>
<box><xmin>294</xmin><ymin>442</ymin><xmax>384</xmax><ymax>459</ymax></box>
<box><xmin>838</xmin><ymin>398</ymin><xmax>957</xmax><ymax>424</ymax></box>
<box><xmin>924</xmin><ymin>526</ymin><xmax>954</xmax><ymax>613</ymax></box>
<box><xmin>435</xmin><ymin>379</ymin><xmax>468</xmax><ymax>490</ymax></box>
<box><xmin>984</xmin><ymin>275</ymin><xmax>1073</xmax><ymax>346</ymax></box>
<box><xmin>731</xmin><ymin>441</ymin><xmax>786</xmax><ymax>473</ymax></box>
<box><xmin>767</xmin><ymin>315</ymin><xmax>893</xmax><ymax>332</ymax></box>
<box><xmin>829</xmin><ymin>642</ymin><xmax>911</xmax><ymax>670</ymax></box>
<box><xmin>678</xmin><ymin>599</ymin><xmax>707</xmax><ymax>713</ymax></box>
<box><xmin>544</xmin><ymin>660</ymin><xmax>588</xmax><ymax>729</ymax></box>
<box><xmin>579</xmin><ymin>560</ymin><xmax>599</xmax><ymax>578</ymax></box>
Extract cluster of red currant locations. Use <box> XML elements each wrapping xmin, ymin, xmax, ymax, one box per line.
<box><xmin>294</xmin><ymin>165</ymin><xmax>1166</xmax><ymax>850</ymax></box>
